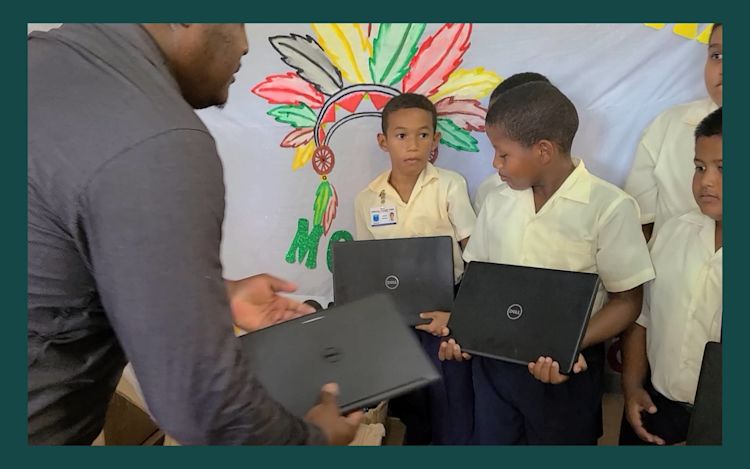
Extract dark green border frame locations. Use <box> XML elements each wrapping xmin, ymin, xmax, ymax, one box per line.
<box><xmin>9</xmin><ymin>1</ymin><xmax>742</xmax><ymax>467</ymax></box>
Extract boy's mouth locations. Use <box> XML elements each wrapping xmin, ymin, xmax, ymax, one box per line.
<box><xmin>699</xmin><ymin>192</ymin><xmax>720</xmax><ymax>202</ymax></box>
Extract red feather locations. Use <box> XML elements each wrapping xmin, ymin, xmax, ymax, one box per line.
<box><xmin>435</xmin><ymin>97</ymin><xmax>487</xmax><ymax>132</ymax></box>
<box><xmin>280</xmin><ymin>128</ymin><xmax>314</xmax><ymax>148</ymax></box>
<box><xmin>252</xmin><ymin>72</ymin><xmax>326</xmax><ymax>109</ymax></box>
<box><xmin>402</xmin><ymin>23</ymin><xmax>472</xmax><ymax>96</ymax></box>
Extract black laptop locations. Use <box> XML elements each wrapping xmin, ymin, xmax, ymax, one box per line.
<box><xmin>332</xmin><ymin>236</ymin><xmax>454</xmax><ymax>325</ymax></box>
<box><xmin>687</xmin><ymin>341</ymin><xmax>722</xmax><ymax>445</ymax></box>
<box><xmin>238</xmin><ymin>293</ymin><xmax>441</xmax><ymax>417</ymax></box>
<box><xmin>448</xmin><ymin>262</ymin><xmax>600</xmax><ymax>374</ymax></box>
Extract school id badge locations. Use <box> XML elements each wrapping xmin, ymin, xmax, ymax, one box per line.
<box><xmin>370</xmin><ymin>206</ymin><xmax>397</xmax><ymax>227</ymax></box>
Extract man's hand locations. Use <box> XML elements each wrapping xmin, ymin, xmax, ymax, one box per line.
<box><xmin>304</xmin><ymin>383</ymin><xmax>363</xmax><ymax>445</ymax></box>
<box><xmin>226</xmin><ymin>274</ymin><xmax>315</xmax><ymax>332</ymax></box>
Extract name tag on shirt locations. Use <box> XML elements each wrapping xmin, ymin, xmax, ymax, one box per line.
<box><xmin>370</xmin><ymin>206</ymin><xmax>397</xmax><ymax>226</ymax></box>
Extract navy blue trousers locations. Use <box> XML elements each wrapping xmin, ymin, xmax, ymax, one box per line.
<box><xmin>471</xmin><ymin>344</ymin><xmax>605</xmax><ymax>445</ymax></box>
<box><xmin>388</xmin><ymin>330</ymin><xmax>476</xmax><ymax>444</ymax></box>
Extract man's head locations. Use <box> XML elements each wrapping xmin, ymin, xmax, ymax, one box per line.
<box><xmin>484</xmin><ymin>81</ymin><xmax>578</xmax><ymax>190</ymax></box>
<box><xmin>704</xmin><ymin>23</ymin><xmax>722</xmax><ymax>106</ymax></box>
<box><xmin>378</xmin><ymin>93</ymin><xmax>440</xmax><ymax>177</ymax></box>
<box><xmin>143</xmin><ymin>24</ymin><xmax>248</xmax><ymax>109</ymax></box>
<box><xmin>693</xmin><ymin>107</ymin><xmax>722</xmax><ymax>221</ymax></box>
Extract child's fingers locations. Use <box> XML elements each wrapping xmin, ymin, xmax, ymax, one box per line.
<box><xmin>550</xmin><ymin>361</ymin><xmax>566</xmax><ymax>383</ymax></box>
<box><xmin>638</xmin><ymin>394</ymin><xmax>658</xmax><ymax>415</ymax></box>
<box><xmin>438</xmin><ymin>341</ymin><xmax>448</xmax><ymax>361</ymax></box>
<box><xmin>538</xmin><ymin>357</ymin><xmax>552</xmax><ymax>382</ymax></box>
<box><xmin>453</xmin><ymin>344</ymin><xmax>462</xmax><ymax>362</ymax></box>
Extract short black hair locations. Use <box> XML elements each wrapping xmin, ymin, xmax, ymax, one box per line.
<box><xmin>486</xmin><ymin>81</ymin><xmax>579</xmax><ymax>152</ymax></box>
<box><xmin>695</xmin><ymin>107</ymin><xmax>722</xmax><ymax>139</ymax></box>
<box><xmin>489</xmin><ymin>72</ymin><xmax>551</xmax><ymax>104</ymax></box>
<box><xmin>381</xmin><ymin>93</ymin><xmax>437</xmax><ymax>133</ymax></box>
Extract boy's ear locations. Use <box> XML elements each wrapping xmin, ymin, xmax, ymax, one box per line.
<box><xmin>432</xmin><ymin>131</ymin><xmax>441</xmax><ymax>150</ymax></box>
<box><xmin>537</xmin><ymin>139</ymin><xmax>556</xmax><ymax>165</ymax></box>
<box><xmin>377</xmin><ymin>133</ymin><xmax>388</xmax><ymax>152</ymax></box>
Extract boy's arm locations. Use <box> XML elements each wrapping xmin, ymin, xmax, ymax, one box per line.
<box><xmin>621</xmin><ymin>322</ymin><xmax>649</xmax><ymax>394</ymax></box>
<box><xmin>580</xmin><ymin>286</ymin><xmax>642</xmax><ymax>349</ymax></box>
<box><xmin>588</xmin><ymin>195</ymin><xmax>655</xmax><ymax>345</ymax></box>
<box><xmin>621</xmin><ymin>304</ymin><xmax>665</xmax><ymax>445</ymax></box>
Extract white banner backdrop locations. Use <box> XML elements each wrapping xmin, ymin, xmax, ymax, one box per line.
<box><xmin>199</xmin><ymin>23</ymin><xmax>711</xmax><ymax>303</ymax></box>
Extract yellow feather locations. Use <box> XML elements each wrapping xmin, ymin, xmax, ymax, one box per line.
<box><xmin>695</xmin><ymin>24</ymin><xmax>714</xmax><ymax>44</ymax></box>
<box><xmin>292</xmin><ymin>140</ymin><xmax>315</xmax><ymax>170</ymax></box>
<box><xmin>312</xmin><ymin>23</ymin><xmax>372</xmax><ymax>84</ymax></box>
<box><xmin>644</xmin><ymin>23</ymin><xmax>666</xmax><ymax>30</ymax></box>
<box><xmin>673</xmin><ymin>23</ymin><xmax>699</xmax><ymax>40</ymax></box>
<box><xmin>429</xmin><ymin>67</ymin><xmax>502</xmax><ymax>103</ymax></box>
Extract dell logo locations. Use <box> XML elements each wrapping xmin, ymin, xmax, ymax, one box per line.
<box><xmin>385</xmin><ymin>275</ymin><xmax>400</xmax><ymax>290</ymax></box>
<box><xmin>507</xmin><ymin>304</ymin><xmax>523</xmax><ymax>320</ymax></box>
<box><xmin>322</xmin><ymin>347</ymin><xmax>342</xmax><ymax>363</ymax></box>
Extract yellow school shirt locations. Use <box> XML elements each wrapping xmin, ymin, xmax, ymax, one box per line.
<box><xmin>464</xmin><ymin>159</ymin><xmax>655</xmax><ymax>316</ymax></box>
<box><xmin>624</xmin><ymin>98</ymin><xmax>718</xmax><ymax>236</ymax></box>
<box><xmin>354</xmin><ymin>163</ymin><xmax>476</xmax><ymax>282</ymax></box>
<box><xmin>636</xmin><ymin>210</ymin><xmax>722</xmax><ymax>404</ymax></box>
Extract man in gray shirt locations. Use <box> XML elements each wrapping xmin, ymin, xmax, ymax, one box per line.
<box><xmin>28</xmin><ymin>23</ymin><xmax>361</xmax><ymax>445</ymax></box>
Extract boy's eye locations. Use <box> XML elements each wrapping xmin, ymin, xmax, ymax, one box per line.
<box><xmin>420</xmin><ymin>133</ymin><xmax>429</xmax><ymax>139</ymax></box>
<box><xmin>396</xmin><ymin>133</ymin><xmax>406</xmax><ymax>139</ymax></box>
<box><xmin>695</xmin><ymin>165</ymin><xmax>706</xmax><ymax>172</ymax></box>
<box><xmin>711</xmin><ymin>52</ymin><xmax>723</xmax><ymax>60</ymax></box>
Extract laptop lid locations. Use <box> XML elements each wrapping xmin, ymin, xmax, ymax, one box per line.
<box><xmin>332</xmin><ymin>236</ymin><xmax>454</xmax><ymax>325</ymax></box>
<box><xmin>238</xmin><ymin>293</ymin><xmax>441</xmax><ymax>417</ymax></box>
<box><xmin>448</xmin><ymin>262</ymin><xmax>599</xmax><ymax>374</ymax></box>
<box><xmin>687</xmin><ymin>341</ymin><xmax>722</xmax><ymax>445</ymax></box>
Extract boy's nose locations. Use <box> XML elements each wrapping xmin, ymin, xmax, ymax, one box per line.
<box><xmin>493</xmin><ymin>156</ymin><xmax>503</xmax><ymax>170</ymax></box>
<box><xmin>702</xmin><ymin>169</ymin><xmax>718</xmax><ymax>188</ymax></box>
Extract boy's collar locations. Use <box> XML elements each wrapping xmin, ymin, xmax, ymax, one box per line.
<box><xmin>684</xmin><ymin>98</ymin><xmax>719</xmax><ymax>126</ymax></box>
<box><xmin>680</xmin><ymin>210</ymin><xmax>720</xmax><ymax>255</ymax></box>
<box><xmin>368</xmin><ymin>162</ymin><xmax>438</xmax><ymax>193</ymax></box>
<box><xmin>497</xmin><ymin>158</ymin><xmax>591</xmax><ymax>204</ymax></box>
<box><xmin>557</xmin><ymin>159</ymin><xmax>592</xmax><ymax>204</ymax></box>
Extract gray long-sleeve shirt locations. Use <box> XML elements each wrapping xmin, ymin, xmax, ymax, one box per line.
<box><xmin>27</xmin><ymin>23</ymin><xmax>325</xmax><ymax>445</ymax></box>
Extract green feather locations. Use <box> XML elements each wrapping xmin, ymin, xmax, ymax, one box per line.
<box><xmin>369</xmin><ymin>24</ymin><xmax>426</xmax><ymax>86</ymax></box>
<box><xmin>437</xmin><ymin>118</ymin><xmax>479</xmax><ymax>152</ymax></box>
<box><xmin>267</xmin><ymin>103</ymin><xmax>317</xmax><ymax>128</ymax></box>
<box><xmin>313</xmin><ymin>181</ymin><xmax>332</xmax><ymax>226</ymax></box>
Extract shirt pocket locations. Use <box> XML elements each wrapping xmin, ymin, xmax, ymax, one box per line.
<box><xmin>538</xmin><ymin>233</ymin><xmax>596</xmax><ymax>273</ymax></box>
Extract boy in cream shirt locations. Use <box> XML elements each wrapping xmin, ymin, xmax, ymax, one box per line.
<box><xmin>620</xmin><ymin>108</ymin><xmax>722</xmax><ymax>446</ymax></box>
<box><xmin>441</xmin><ymin>82</ymin><xmax>654</xmax><ymax>444</ymax></box>
<box><xmin>624</xmin><ymin>23</ymin><xmax>721</xmax><ymax>241</ymax></box>
<box><xmin>354</xmin><ymin>93</ymin><xmax>476</xmax><ymax>444</ymax></box>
